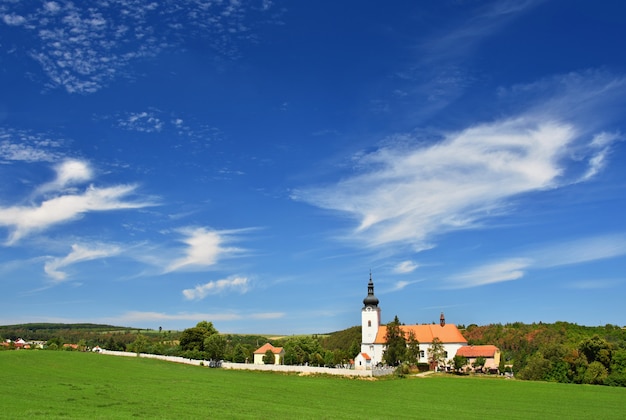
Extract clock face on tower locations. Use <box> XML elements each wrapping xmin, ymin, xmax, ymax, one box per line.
<box><xmin>365</xmin><ymin>306</ymin><xmax>372</xmax><ymax>311</ymax></box>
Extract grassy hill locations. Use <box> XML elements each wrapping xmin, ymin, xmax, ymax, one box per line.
<box><xmin>2</xmin><ymin>350</ymin><xmax>625</xmax><ymax>419</ymax></box>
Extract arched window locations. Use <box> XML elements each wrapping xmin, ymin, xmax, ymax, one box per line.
<box><xmin>368</xmin><ymin>320</ymin><xmax>371</xmax><ymax>327</ymax></box>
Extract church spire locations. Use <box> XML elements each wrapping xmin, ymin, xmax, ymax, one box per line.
<box><xmin>363</xmin><ymin>272</ymin><xmax>379</xmax><ymax>308</ymax></box>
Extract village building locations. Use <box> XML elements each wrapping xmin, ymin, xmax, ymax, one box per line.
<box><xmin>456</xmin><ymin>345</ymin><xmax>501</xmax><ymax>372</ymax></box>
<box><xmin>253</xmin><ymin>342</ymin><xmax>285</xmax><ymax>365</ymax></box>
<box><xmin>357</xmin><ymin>275</ymin><xmax>468</xmax><ymax>370</ymax></box>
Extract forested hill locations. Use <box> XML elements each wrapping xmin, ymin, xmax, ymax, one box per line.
<box><xmin>463</xmin><ymin>321</ymin><xmax>626</xmax><ymax>351</ymax></box>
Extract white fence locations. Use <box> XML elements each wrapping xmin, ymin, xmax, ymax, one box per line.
<box><xmin>98</xmin><ymin>350</ymin><xmax>387</xmax><ymax>377</ymax></box>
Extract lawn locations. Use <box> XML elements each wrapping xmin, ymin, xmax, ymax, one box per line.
<box><xmin>2</xmin><ymin>351</ymin><xmax>625</xmax><ymax>419</ymax></box>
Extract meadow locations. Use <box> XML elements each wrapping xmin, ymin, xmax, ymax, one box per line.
<box><xmin>2</xmin><ymin>351</ymin><xmax>625</xmax><ymax>419</ymax></box>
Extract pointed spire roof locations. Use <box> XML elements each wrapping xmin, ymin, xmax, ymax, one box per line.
<box><xmin>363</xmin><ymin>272</ymin><xmax>379</xmax><ymax>308</ymax></box>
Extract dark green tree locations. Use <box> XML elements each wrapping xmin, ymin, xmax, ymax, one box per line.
<box><xmin>204</xmin><ymin>334</ymin><xmax>226</xmax><ymax>361</ymax></box>
<box><xmin>232</xmin><ymin>344</ymin><xmax>248</xmax><ymax>363</ymax></box>
<box><xmin>383</xmin><ymin>315</ymin><xmax>406</xmax><ymax>366</ymax></box>
<box><xmin>263</xmin><ymin>349</ymin><xmax>275</xmax><ymax>364</ymax></box>
<box><xmin>453</xmin><ymin>355</ymin><xmax>468</xmax><ymax>372</ymax></box>
<box><xmin>405</xmin><ymin>331</ymin><xmax>420</xmax><ymax>366</ymax></box>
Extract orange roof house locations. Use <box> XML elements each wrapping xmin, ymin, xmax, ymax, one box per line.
<box><xmin>374</xmin><ymin>324</ymin><xmax>467</xmax><ymax>345</ymax></box>
<box><xmin>456</xmin><ymin>345</ymin><xmax>501</xmax><ymax>371</ymax></box>
<box><xmin>253</xmin><ymin>343</ymin><xmax>285</xmax><ymax>365</ymax></box>
<box><xmin>354</xmin><ymin>352</ymin><xmax>372</xmax><ymax>370</ymax></box>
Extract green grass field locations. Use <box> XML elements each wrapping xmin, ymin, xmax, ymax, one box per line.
<box><xmin>2</xmin><ymin>351</ymin><xmax>625</xmax><ymax>419</ymax></box>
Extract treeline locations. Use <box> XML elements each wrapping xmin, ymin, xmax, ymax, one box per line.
<box><xmin>463</xmin><ymin>322</ymin><xmax>626</xmax><ymax>386</ymax></box>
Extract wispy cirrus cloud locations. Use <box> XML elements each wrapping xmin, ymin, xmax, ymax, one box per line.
<box><xmin>44</xmin><ymin>243</ymin><xmax>122</xmax><ymax>282</ymax></box>
<box><xmin>182</xmin><ymin>276</ymin><xmax>250</xmax><ymax>300</ymax></box>
<box><xmin>164</xmin><ymin>227</ymin><xmax>245</xmax><ymax>273</ymax></box>
<box><xmin>446</xmin><ymin>233</ymin><xmax>626</xmax><ymax>289</ymax></box>
<box><xmin>0</xmin><ymin>159</ymin><xmax>155</xmax><ymax>244</ymax></box>
<box><xmin>105</xmin><ymin>310</ymin><xmax>284</xmax><ymax>325</ymax></box>
<box><xmin>393</xmin><ymin>260</ymin><xmax>419</xmax><ymax>274</ymax></box>
<box><xmin>447</xmin><ymin>258</ymin><xmax>531</xmax><ymax>289</ymax></box>
<box><xmin>293</xmin><ymin>74</ymin><xmax>624</xmax><ymax>250</ymax></box>
<box><xmin>0</xmin><ymin>0</ymin><xmax>278</xmax><ymax>94</ymax></box>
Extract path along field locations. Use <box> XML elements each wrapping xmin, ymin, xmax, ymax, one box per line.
<box><xmin>2</xmin><ymin>351</ymin><xmax>625</xmax><ymax>419</ymax></box>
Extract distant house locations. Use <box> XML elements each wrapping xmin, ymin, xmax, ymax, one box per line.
<box><xmin>354</xmin><ymin>352</ymin><xmax>372</xmax><ymax>370</ymax></box>
<box><xmin>455</xmin><ymin>345</ymin><xmax>501</xmax><ymax>372</ymax></box>
<box><xmin>253</xmin><ymin>343</ymin><xmax>285</xmax><ymax>365</ymax></box>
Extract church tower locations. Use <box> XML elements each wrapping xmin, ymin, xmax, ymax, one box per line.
<box><xmin>361</xmin><ymin>273</ymin><xmax>381</xmax><ymax>348</ymax></box>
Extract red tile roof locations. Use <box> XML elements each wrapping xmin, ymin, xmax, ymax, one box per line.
<box><xmin>360</xmin><ymin>352</ymin><xmax>371</xmax><ymax>360</ymax></box>
<box><xmin>253</xmin><ymin>342</ymin><xmax>284</xmax><ymax>354</ymax></box>
<box><xmin>374</xmin><ymin>324</ymin><xmax>467</xmax><ymax>344</ymax></box>
<box><xmin>456</xmin><ymin>345</ymin><xmax>499</xmax><ymax>358</ymax></box>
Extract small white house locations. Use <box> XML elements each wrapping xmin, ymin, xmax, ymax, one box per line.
<box><xmin>253</xmin><ymin>343</ymin><xmax>285</xmax><ymax>365</ymax></box>
<box><xmin>354</xmin><ymin>352</ymin><xmax>372</xmax><ymax>370</ymax></box>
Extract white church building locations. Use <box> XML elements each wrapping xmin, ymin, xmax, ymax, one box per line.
<box><xmin>356</xmin><ymin>275</ymin><xmax>467</xmax><ymax>370</ymax></box>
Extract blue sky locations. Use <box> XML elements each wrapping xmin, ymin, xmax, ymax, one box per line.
<box><xmin>1</xmin><ymin>0</ymin><xmax>625</xmax><ymax>334</ymax></box>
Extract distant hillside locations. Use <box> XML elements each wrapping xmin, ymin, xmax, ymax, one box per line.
<box><xmin>319</xmin><ymin>326</ymin><xmax>361</xmax><ymax>352</ymax></box>
<box><xmin>0</xmin><ymin>323</ymin><xmax>132</xmax><ymax>333</ymax></box>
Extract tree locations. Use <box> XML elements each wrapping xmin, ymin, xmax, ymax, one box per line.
<box><xmin>453</xmin><ymin>355</ymin><xmax>468</xmax><ymax>372</ymax></box>
<box><xmin>232</xmin><ymin>344</ymin><xmax>248</xmax><ymax>363</ymax></box>
<box><xmin>473</xmin><ymin>356</ymin><xmax>486</xmax><ymax>372</ymax></box>
<box><xmin>131</xmin><ymin>334</ymin><xmax>149</xmax><ymax>356</ymax></box>
<box><xmin>179</xmin><ymin>327</ymin><xmax>208</xmax><ymax>352</ymax></box>
<box><xmin>428</xmin><ymin>338</ymin><xmax>446</xmax><ymax>370</ymax></box>
<box><xmin>383</xmin><ymin>316</ymin><xmax>406</xmax><ymax>366</ymax></box>
<box><xmin>263</xmin><ymin>349</ymin><xmax>275</xmax><ymax>365</ymax></box>
<box><xmin>583</xmin><ymin>361</ymin><xmax>608</xmax><ymax>385</ymax></box>
<box><xmin>579</xmin><ymin>335</ymin><xmax>612</xmax><ymax>369</ymax></box>
<box><xmin>179</xmin><ymin>321</ymin><xmax>220</xmax><ymax>354</ymax></box>
<box><xmin>204</xmin><ymin>334</ymin><xmax>226</xmax><ymax>361</ymax></box>
<box><xmin>405</xmin><ymin>331</ymin><xmax>420</xmax><ymax>366</ymax></box>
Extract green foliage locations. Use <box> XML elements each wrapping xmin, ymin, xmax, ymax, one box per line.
<box><xmin>318</xmin><ymin>326</ymin><xmax>361</xmax><ymax>352</ymax></box>
<box><xmin>280</xmin><ymin>336</ymin><xmax>323</xmax><ymax>365</ymax></box>
<box><xmin>204</xmin><ymin>334</ymin><xmax>226</xmax><ymax>361</ymax></box>
<box><xmin>383</xmin><ymin>315</ymin><xmax>406</xmax><ymax>366</ymax></box>
<box><xmin>131</xmin><ymin>334</ymin><xmax>149</xmax><ymax>355</ymax></box>
<box><xmin>263</xmin><ymin>349</ymin><xmax>275</xmax><ymax>365</ymax></box>
<box><xmin>428</xmin><ymin>337</ymin><xmax>446</xmax><ymax>368</ymax></box>
<box><xmin>405</xmin><ymin>331</ymin><xmax>420</xmax><ymax>366</ymax></box>
<box><xmin>584</xmin><ymin>361</ymin><xmax>609</xmax><ymax>385</ymax></box>
<box><xmin>453</xmin><ymin>355</ymin><xmax>468</xmax><ymax>372</ymax></box>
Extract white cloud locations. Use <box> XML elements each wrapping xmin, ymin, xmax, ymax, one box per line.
<box><xmin>0</xmin><ymin>128</ymin><xmax>64</xmax><ymax>163</ymax></box>
<box><xmin>448</xmin><ymin>258</ymin><xmax>530</xmax><ymax>289</ymax></box>
<box><xmin>117</xmin><ymin>112</ymin><xmax>164</xmax><ymax>133</ymax></box>
<box><xmin>531</xmin><ymin>234</ymin><xmax>626</xmax><ymax>268</ymax></box>
<box><xmin>445</xmin><ymin>233</ymin><xmax>626</xmax><ymax>289</ymax></box>
<box><xmin>294</xmin><ymin>74</ymin><xmax>624</xmax><ymax>251</ymax></box>
<box><xmin>295</xmin><ymin>118</ymin><xmax>577</xmax><ymax>248</ymax></box>
<box><xmin>393</xmin><ymin>260</ymin><xmax>418</xmax><ymax>274</ymax></box>
<box><xmin>164</xmin><ymin>227</ymin><xmax>244</xmax><ymax>273</ymax></box>
<box><xmin>36</xmin><ymin>159</ymin><xmax>93</xmax><ymax>195</ymax></box>
<box><xmin>44</xmin><ymin>243</ymin><xmax>122</xmax><ymax>282</ymax></box>
<box><xmin>1</xmin><ymin>1</ymin><xmax>278</xmax><ymax>94</ymax></box>
<box><xmin>105</xmin><ymin>310</ymin><xmax>284</xmax><ymax>324</ymax></box>
<box><xmin>0</xmin><ymin>184</ymin><xmax>154</xmax><ymax>244</ymax></box>
<box><xmin>182</xmin><ymin>276</ymin><xmax>249</xmax><ymax>300</ymax></box>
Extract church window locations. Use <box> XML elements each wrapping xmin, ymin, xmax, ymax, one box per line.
<box><xmin>420</xmin><ymin>350</ymin><xmax>425</xmax><ymax>358</ymax></box>
<box><xmin>368</xmin><ymin>320</ymin><xmax>371</xmax><ymax>327</ymax></box>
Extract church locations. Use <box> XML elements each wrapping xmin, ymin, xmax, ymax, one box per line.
<box><xmin>356</xmin><ymin>275</ymin><xmax>468</xmax><ymax>370</ymax></box>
